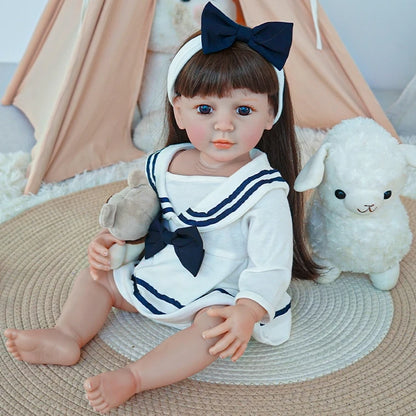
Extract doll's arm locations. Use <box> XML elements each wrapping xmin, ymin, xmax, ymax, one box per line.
<box><xmin>87</xmin><ymin>229</ymin><xmax>125</xmax><ymax>280</ymax></box>
<box><xmin>202</xmin><ymin>298</ymin><xmax>266</xmax><ymax>361</ymax></box>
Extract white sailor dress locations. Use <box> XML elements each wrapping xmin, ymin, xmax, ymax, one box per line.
<box><xmin>113</xmin><ymin>143</ymin><xmax>293</xmax><ymax>346</ymax></box>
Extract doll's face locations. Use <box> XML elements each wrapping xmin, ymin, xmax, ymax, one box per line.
<box><xmin>173</xmin><ymin>88</ymin><xmax>274</xmax><ymax>167</ymax></box>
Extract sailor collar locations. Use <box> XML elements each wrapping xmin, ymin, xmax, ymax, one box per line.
<box><xmin>146</xmin><ymin>144</ymin><xmax>288</xmax><ymax>230</ymax></box>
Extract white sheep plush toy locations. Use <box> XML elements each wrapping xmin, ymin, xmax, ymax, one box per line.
<box><xmin>294</xmin><ymin>117</ymin><xmax>416</xmax><ymax>290</ymax></box>
<box><xmin>133</xmin><ymin>0</ymin><xmax>236</xmax><ymax>153</ymax></box>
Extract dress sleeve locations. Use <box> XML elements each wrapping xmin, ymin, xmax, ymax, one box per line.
<box><xmin>235</xmin><ymin>188</ymin><xmax>293</xmax><ymax>323</ymax></box>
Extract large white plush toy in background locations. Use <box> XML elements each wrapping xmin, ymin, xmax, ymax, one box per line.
<box><xmin>294</xmin><ymin>117</ymin><xmax>416</xmax><ymax>290</ymax></box>
<box><xmin>133</xmin><ymin>0</ymin><xmax>237</xmax><ymax>153</ymax></box>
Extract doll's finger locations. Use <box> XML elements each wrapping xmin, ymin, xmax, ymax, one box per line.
<box><xmin>206</xmin><ymin>306</ymin><xmax>231</xmax><ymax>319</ymax></box>
<box><xmin>89</xmin><ymin>266</ymin><xmax>99</xmax><ymax>281</ymax></box>
<box><xmin>208</xmin><ymin>332</ymin><xmax>235</xmax><ymax>356</ymax></box>
<box><xmin>88</xmin><ymin>242</ymin><xmax>109</xmax><ymax>258</ymax></box>
<box><xmin>202</xmin><ymin>321</ymin><xmax>230</xmax><ymax>340</ymax></box>
<box><xmin>102</xmin><ymin>232</ymin><xmax>125</xmax><ymax>247</ymax></box>
<box><xmin>91</xmin><ymin>253</ymin><xmax>111</xmax><ymax>266</ymax></box>
<box><xmin>87</xmin><ymin>251</ymin><xmax>110</xmax><ymax>267</ymax></box>
<box><xmin>88</xmin><ymin>258</ymin><xmax>110</xmax><ymax>271</ymax></box>
<box><xmin>231</xmin><ymin>342</ymin><xmax>248</xmax><ymax>362</ymax></box>
<box><xmin>217</xmin><ymin>338</ymin><xmax>241</xmax><ymax>360</ymax></box>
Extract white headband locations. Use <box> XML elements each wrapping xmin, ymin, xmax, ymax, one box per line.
<box><xmin>167</xmin><ymin>35</ymin><xmax>285</xmax><ymax>124</ymax></box>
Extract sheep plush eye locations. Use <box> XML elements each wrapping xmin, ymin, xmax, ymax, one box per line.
<box><xmin>335</xmin><ymin>189</ymin><xmax>346</xmax><ymax>199</ymax></box>
<box><xmin>384</xmin><ymin>190</ymin><xmax>392</xmax><ymax>199</ymax></box>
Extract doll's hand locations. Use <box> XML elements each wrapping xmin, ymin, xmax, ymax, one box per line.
<box><xmin>87</xmin><ymin>229</ymin><xmax>125</xmax><ymax>279</ymax></box>
<box><xmin>202</xmin><ymin>299</ymin><xmax>266</xmax><ymax>362</ymax></box>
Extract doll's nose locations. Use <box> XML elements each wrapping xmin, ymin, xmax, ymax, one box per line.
<box><xmin>214</xmin><ymin>115</ymin><xmax>234</xmax><ymax>132</ymax></box>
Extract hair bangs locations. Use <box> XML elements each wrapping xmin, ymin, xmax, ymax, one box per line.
<box><xmin>174</xmin><ymin>42</ymin><xmax>279</xmax><ymax>99</ymax></box>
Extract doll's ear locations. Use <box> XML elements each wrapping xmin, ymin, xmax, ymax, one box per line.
<box><xmin>172</xmin><ymin>96</ymin><xmax>185</xmax><ymax>130</ymax></box>
<box><xmin>294</xmin><ymin>143</ymin><xmax>330</xmax><ymax>192</ymax></box>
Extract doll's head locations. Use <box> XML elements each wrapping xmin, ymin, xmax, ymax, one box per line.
<box><xmin>165</xmin><ymin>3</ymin><xmax>295</xmax><ymax>166</ymax></box>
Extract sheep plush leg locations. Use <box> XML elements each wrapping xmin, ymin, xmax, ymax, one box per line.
<box><xmin>370</xmin><ymin>263</ymin><xmax>400</xmax><ymax>291</ymax></box>
<box><xmin>315</xmin><ymin>258</ymin><xmax>342</xmax><ymax>284</ymax></box>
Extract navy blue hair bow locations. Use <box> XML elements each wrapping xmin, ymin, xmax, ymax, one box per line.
<box><xmin>145</xmin><ymin>215</ymin><xmax>204</xmax><ymax>277</ymax></box>
<box><xmin>201</xmin><ymin>2</ymin><xmax>293</xmax><ymax>70</ymax></box>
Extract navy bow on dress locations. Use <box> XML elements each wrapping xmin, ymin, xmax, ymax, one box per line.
<box><xmin>144</xmin><ymin>215</ymin><xmax>204</xmax><ymax>277</ymax></box>
<box><xmin>201</xmin><ymin>2</ymin><xmax>293</xmax><ymax>71</ymax></box>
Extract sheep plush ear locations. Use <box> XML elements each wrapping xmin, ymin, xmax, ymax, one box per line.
<box><xmin>400</xmin><ymin>144</ymin><xmax>416</xmax><ymax>167</ymax></box>
<box><xmin>400</xmin><ymin>144</ymin><xmax>416</xmax><ymax>199</ymax></box>
<box><xmin>294</xmin><ymin>143</ymin><xmax>330</xmax><ymax>192</ymax></box>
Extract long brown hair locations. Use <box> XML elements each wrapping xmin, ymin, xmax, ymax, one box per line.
<box><xmin>165</xmin><ymin>39</ymin><xmax>319</xmax><ymax>281</ymax></box>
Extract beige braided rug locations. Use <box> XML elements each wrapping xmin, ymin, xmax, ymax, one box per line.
<box><xmin>0</xmin><ymin>181</ymin><xmax>415</xmax><ymax>415</ymax></box>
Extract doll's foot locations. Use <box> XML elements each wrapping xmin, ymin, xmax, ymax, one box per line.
<box><xmin>4</xmin><ymin>328</ymin><xmax>81</xmax><ymax>365</ymax></box>
<box><xmin>84</xmin><ymin>367</ymin><xmax>141</xmax><ymax>414</ymax></box>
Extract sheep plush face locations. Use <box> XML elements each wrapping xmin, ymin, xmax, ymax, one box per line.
<box><xmin>294</xmin><ymin>117</ymin><xmax>416</xmax><ymax>291</ymax></box>
<box><xmin>318</xmin><ymin>122</ymin><xmax>409</xmax><ymax>217</ymax></box>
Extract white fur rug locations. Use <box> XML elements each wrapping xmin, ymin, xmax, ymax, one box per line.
<box><xmin>0</xmin><ymin>152</ymin><xmax>146</xmax><ymax>224</ymax></box>
<box><xmin>0</xmin><ymin>129</ymin><xmax>415</xmax><ymax>225</ymax></box>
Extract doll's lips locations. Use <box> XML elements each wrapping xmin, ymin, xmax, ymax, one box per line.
<box><xmin>213</xmin><ymin>140</ymin><xmax>233</xmax><ymax>149</ymax></box>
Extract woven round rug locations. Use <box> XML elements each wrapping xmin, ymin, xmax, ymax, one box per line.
<box><xmin>1</xmin><ymin>181</ymin><xmax>415</xmax><ymax>415</ymax></box>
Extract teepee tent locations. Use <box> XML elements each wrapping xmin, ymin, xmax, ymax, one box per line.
<box><xmin>2</xmin><ymin>0</ymin><xmax>396</xmax><ymax>194</ymax></box>
<box><xmin>387</xmin><ymin>72</ymin><xmax>416</xmax><ymax>136</ymax></box>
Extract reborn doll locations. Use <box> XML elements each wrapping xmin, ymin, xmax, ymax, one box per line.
<box><xmin>5</xmin><ymin>3</ymin><xmax>318</xmax><ymax>413</ymax></box>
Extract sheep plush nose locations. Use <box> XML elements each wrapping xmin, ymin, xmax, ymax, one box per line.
<box><xmin>343</xmin><ymin>190</ymin><xmax>384</xmax><ymax>215</ymax></box>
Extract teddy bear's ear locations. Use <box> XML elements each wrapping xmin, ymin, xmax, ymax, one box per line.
<box><xmin>127</xmin><ymin>169</ymin><xmax>147</xmax><ymax>188</ymax></box>
<box><xmin>294</xmin><ymin>143</ymin><xmax>330</xmax><ymax>192</ymax></box>
<box><xmin>99</xmin><ymin>204</ymin><xmax>116</xmax><ymax>229</ymax></box>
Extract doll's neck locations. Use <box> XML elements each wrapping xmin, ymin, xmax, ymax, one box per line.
<box><xmin>168</xmin><ymin>148</ymin><xmax>251</xmax><ymax>177</ymax></box>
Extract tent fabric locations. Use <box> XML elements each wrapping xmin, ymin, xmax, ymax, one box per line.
<box><xmin>387</xmin><ymin>72</ymin><xmax>416</xmax><ymax>136</ymax></box>
<box><xmin>2</xmin><ymin>0</ymin><xmax>396</xmax><ymax>194</ymax></box>
<box><xmin>2</xmin><ymin>0</ymin><xmax>155</xmax><ymax>194</ymax></box>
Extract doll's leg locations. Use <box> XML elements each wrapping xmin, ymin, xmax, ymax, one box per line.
<box><xmin>84</xmin><ymin>307</ymin><xmax>224</xmax><ymax>414</ymax></box>
<box><xmin>4</xmin><ymin>268</ymin><xmax>135</xmax><ymax>365</ymax></box>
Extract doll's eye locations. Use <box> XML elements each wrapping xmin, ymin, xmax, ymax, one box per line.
<box><xmin>335</xmin><ymin>189</ymin><xmax>346</xmax><ymax>199</ymax></box>
<box><xmin>384</xmin><ymin>190</ymin><xmax>392</xmax><ymax>199</ymax></box>
<box><xmin>237</xmin><ymin>106</ymin><xmax>252</xmax><ymax>116</ymax></box>
<box><xmin>197</xmin><ymin>104</ymin><xmax>213</xmax><ymax>115</ymax></box>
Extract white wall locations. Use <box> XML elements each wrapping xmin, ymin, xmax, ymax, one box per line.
<box><xmin>0</xmin><ymin>0</ymin><xmax>48</xmax><ymax>63</ymax></box>
<box><xmin>319</xmin><ymin>0</ymin><xmax>416</xmax><ymax>91</ymax></box>
<box><xmin>0</xmin><ymin>0</ymin><xmax>415</xmax><ymax>91</ymax></box>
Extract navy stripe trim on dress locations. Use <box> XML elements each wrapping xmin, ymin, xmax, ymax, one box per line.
<box><xmin>195</xmin><ymin>287</ymin><xmax>234</xmax><ymax>301</ymax></box>
<box><xmin>146</xmin><ymin>150</ymin><xmax>162</xmax><ymax>193</ymax></box>
<box><xmin>159</xmin><ymin>196</ymin><xmax>175</xmax><ymax>215</ymax></box>
<box><xmin>133</xmin><ymin>276</ymin><xmax>185</xmax><ymax>309</ymax></box>
<box><xmin>179</xmin><ymin>176</ymin><xmax>286</xmax><ymax>227</ymax></box>
<box><xmin>131</xmin><ymin>275</ymin><xmax>165</xmax><ymax>315</ymax></box>
<box><xmin>161</xmin><ymin>207</ymin><xmax>175</xmax><ymax>215</ymax></box>
<box><xmin>260</xmin><ymin>302</ymin><xmax>291</xmax><ymax>326</ymax></box>
<box><xmin>187</xmin><ymin>169</ymin><xmax>282</xmax><ymax>218</ymax></box>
